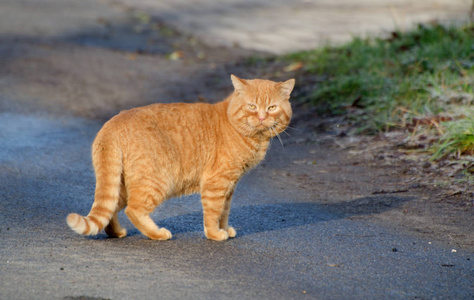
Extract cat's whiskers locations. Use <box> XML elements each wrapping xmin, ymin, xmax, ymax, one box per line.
<box><xmin>268</xmin><ymin>131</ymin><xmax>273</xmax><ymax>148</ymax></box>
<box><xmin>281</xmin><ymin>123</ymin><xmax>298</xmax><ymax>131</ymax></box>
<box><xmin>229</xmin><ymin>122</ymin><xmax>246</xmax><ymax>142</ymax></box>
<box><xmin>275</xmin><ymin>120</ymin><xmax>299</xmax><ymax>136</ymax></box>
<box><xmin>269</xmin><ymin>126</ymin><xmax>285</xmax><ymax>147</ymax></box>
<box><xmin>245</xmin><ymin>123</ymin><xmax>253</xmax><ymax>138</ymax></box>
<box><xmin>239</xmin><ymin>122</ymin><xmax>254</xmax><ymax>138</ymax></box>
<box><xmin>237</xmin><ymin>123</ymin><xmax>247</xmax><ymax>134</ymax></box>
<box><xmin>274</xmin><ymin>123</ymin><xmax>300</xmax><ymax>144</ymax></box>
<box><xmin>273</xmin><ymin>123</ymin><xmax>292</xmax><ymax>137</ymax></box>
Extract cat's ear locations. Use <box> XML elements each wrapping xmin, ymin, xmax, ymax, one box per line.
<box><xmin>231</xmin><ymin>74</ymin><xmax>248</xmax><ymax>93</ymax></box>
<box><xmin>278</xmin><ymin>78</ymin><xmax>295</xmax><ymax>98</ymax></box>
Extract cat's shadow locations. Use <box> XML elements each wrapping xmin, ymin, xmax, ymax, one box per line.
<box><xmin>149</xmin><ymin>195</ymin><xmax>414</xmax><ymax>238</ymax></box>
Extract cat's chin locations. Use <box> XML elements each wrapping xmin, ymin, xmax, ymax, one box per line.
<box><xmin>256</xmin><ymin>123</ymin><xmax>283</xmax><ymax>135</ymax></box>
<box><xmin>253</xmin><ymin>127</ymin><xmax>277</xmax><ymax>138</ymax></box>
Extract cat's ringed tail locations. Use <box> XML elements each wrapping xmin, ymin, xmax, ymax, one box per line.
<box><xmin>67</xmin><ymin>213</ymin><xmax>96</xmax><ymax>236</ymax></box>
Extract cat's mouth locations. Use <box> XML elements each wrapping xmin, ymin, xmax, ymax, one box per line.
<box><xmin>252</xmin><ymin>122</ymin><xmax>272</xmax><ymax>132</ymax></box>
<box><xmin>255</xmin><ymin>123</ymin><xmax>280</xmax><ymax>136</ymax></box>
<box><xmin>250</xmin><ymin>119</ymin><xmax>273</xmax><ymax>130</ymax></box>
<box><xmin>244</xmin><ymin>118</ymin><xmax>281</xmax><ymax>136</ymax></box>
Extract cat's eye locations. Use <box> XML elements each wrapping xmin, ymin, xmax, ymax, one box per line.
<box><xmin>268</xmin><ymin>105</ymin><xmax>277</xmax><ymax>111</ymax></box>
<box><xmin>248</xmin><ymin>104</ymin><xmax>256</xmax><ymax>110</ymax></box>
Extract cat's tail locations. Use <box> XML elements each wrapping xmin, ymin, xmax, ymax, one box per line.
<box><xmin>67</xmin><ymin>137</ymin><xmax>123</xmax><ymax>236</ymax></box>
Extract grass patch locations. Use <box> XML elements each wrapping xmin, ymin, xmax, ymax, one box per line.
<box><xmin>285</xmin><ymin>23</ymin><xmax>474</xmax><ymax>158</ymax></box>
<box><xmin>432</xmin><ymin>118</ymin><xmax>474</xmax><ymax>160</ymax></box>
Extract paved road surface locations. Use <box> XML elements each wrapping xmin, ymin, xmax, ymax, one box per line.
<box><xmin>0</xmin><ymin>0</ymin><xmax>472</xmax><ymax>299</ymax></box>
<box><xmin>1</xmin><ymin>113</ymin><xmax>472</xmax><ymax>299</ymax></box>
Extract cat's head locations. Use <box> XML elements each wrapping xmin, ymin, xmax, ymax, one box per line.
<box><xmin>227</xmin><ymin>75</ymin><xmax>295</xmax><ymax>139</ymax></box>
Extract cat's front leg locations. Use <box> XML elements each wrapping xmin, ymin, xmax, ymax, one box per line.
<box><xmin>201</xmin><ymin>180</ymin><xmax>236</xmax><ymax>241</ymax></box>
<box><xmin>202</xmin><ymin>197</ymin><xmax>229</xmax><ymax>241</ymax></box>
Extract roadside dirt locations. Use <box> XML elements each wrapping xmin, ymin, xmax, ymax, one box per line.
<box><xmin>2</xmin><ymin>2</ymin><xmax>471</xmax><ymax>251</ymax></box>
<box><xmin>276</xmin><ymin>131</ymin><xmax>474</xmax><ymax>250</ymax></box>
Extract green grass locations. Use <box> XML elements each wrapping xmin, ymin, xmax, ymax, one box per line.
<box><xmin>432</xmin><ymin>118</ymin><xmax>474</xmax><ymax>160</ymax></box>
<box><xmin>285</xmin><ymin>23</ymin><xmax>474</xmax><ymax>159</ymax></box>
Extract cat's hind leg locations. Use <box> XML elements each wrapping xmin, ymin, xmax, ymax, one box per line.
<box><xmin>105</xmin><ymin>212</ymin><xmax>127</xmax><ymax>238</ymax></box>
<box><xmin>104</xmin><ymin>184</ymin><xmax>127</xmax><ymax>238</ymax></box>
<box><xmin>124</xmin><ymin>188</ymin><xmax>172</xmax><ymax>240</ymax></box>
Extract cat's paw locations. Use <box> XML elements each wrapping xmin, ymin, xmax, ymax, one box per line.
<box><xmin>227</xmin><ymin>226</ymin><xmax>236</xmax><ymax>238</ymax></box>
<box><xmin>205</xmin><ymin>229</ymin><xmax>229</xmax><ymax>241</ymax></box>
<box><xmin>105</xmin><ymin>226</ymin><xmax>127</xmax><ymax>238</ymax></box>
<box><xmin>148</xmin><ymin>228</ymin><xmax>172</xmax><ymax>240</ymax></box>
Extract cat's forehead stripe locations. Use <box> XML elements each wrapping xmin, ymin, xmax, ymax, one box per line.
<box><xmin>255</xmin><ymin>95</ymin><xmax>271</xmax><ymax>106</ymax></box>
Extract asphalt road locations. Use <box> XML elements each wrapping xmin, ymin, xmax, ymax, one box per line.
<box><xmin>0</xmin><ymin>0</ymin><xmax>472</xmax><ymax>299</ymax></box>
<box><xmin>1</xmin><ymin>113</ymin><xmax>472</xmax><ymax>299</ymax></box>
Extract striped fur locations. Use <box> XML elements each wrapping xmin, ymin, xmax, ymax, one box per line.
<box><xmin>66</xmin><ymin>75</ymin><xmax>294</xmax><ymax>241</ymax></box>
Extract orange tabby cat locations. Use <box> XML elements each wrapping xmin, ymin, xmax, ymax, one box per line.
<box><xmin>67</xmin><ymin>75</ymin><xmax>294</xmax><ymax>241</ymax></box>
